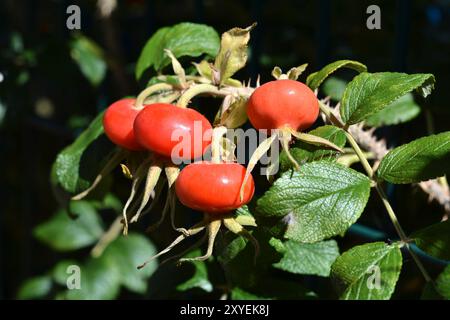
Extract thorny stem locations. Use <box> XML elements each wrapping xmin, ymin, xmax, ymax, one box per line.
<box><xmin>319</xmin><ymin>99</ymin><xmax>433</xmax><ymax>283</ymax></box>
<box><xmin>376</xmin><ymin>186</ymin><xmax>432</xmax><ymax>283</ymax></box>
<box><xmin>135</xmin><ymin>83</ymin><xmax>174</xmax><ymax>109</ymax></box>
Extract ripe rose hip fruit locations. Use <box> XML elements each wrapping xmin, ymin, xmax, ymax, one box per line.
<box><xmin>133</xmin><ymin>103</ymin><xmax>212</xmax><ymax>160</ymax></box>
<box><xmin>103</xmin><ymin>98</ymin><xmax>144</xmax><ymax>151</ymax></box>
<box><xmin>247</xmin><ymin>79</ymin><xmax>319</xmax><ymax>131</ymax></box>
<box><xmin>175</xmin><ymin>162</ymin><xmax>255</xmax><ymax>213</ymax></box>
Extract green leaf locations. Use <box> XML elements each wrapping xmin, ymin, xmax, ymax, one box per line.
<box><xmin>411</xmin><ymin>220</ymin><xmax>450</xmax><ymax>261</ymax></box>
<box><xmin>331</xmin><ymin>242</ymin><xmax>402</xmax><ymax>300</ymax></box>
<box><xmin>70</xmin><ymin>34</ymin><xmax>107</xmax><ymax>86</ymax></box>
<box><xmin>421</xmin><ymin>282</ymin><xmax>443</xmax><ymax>300</ymax></box>
<box><xmin>280</xmin><ymin>125</ymin><xmax>346</xmax><ymax>171</ymax></box>
<box><xmin>53</xmin><ymin>112</ymin><xmax>114</xmax><ymax>194</ymax></box>
<box><xmin>322</xmin><ymin>77</ymin><xmax>347</xmax><ymax>101</ymax></box>
<box><xmin>91</xmin><ymin>193</ymin><xmax>123</xmax><ymax>213</ymax></box>
<box><xmin>135</xmin><ymin>23</ymin><xmax>220</xmax><ymax>79</ymax></box>
<box><xmin>176</xmin><ymin>250</ymin><xmax>213</xmax><ymax>293</ymax></box>
<box><xmin>365</xmin><ymin>93</ymin><xmax>421</xmax><ymax>127</ymax></box>
<box><xmin>436</xmin><ymin>265</ymin><xmax>450</xmax><ymax>299</ymax></box>
<box><xmin>377</xmin><ymin>131</ymin><xmax>450</xmax><ymax>184</ymax></box>
<box><xmin>52</xmin><ymin>260</ymin><xmax>79</xmax><ymax>286</ymax></box>
<box><xmin>17</xmin><ymin>276</ymin><xmax>52</xmax><ymax>300</ymax></box>
<box><xmin>340</xmin><ymin>72</ymin><xmax>435</xmax><ymax>125</ymax></box>
<box><xmin>306</xmin><ymin>60</ymin><xmax>367</xmax><ymax>90</ymax></box>
<box><xmin>102</xmin><ymin>233</ymin><xmax>157</xmax><ymax>294</ymax></box>
<box><xmin>231</xmin><ymin>279</ymin><xmax>316</xmax><ymax>300</ymax></box>
<box><xmin>234</xmin><ymin>205</ymin><xmax>257</xmax><ymax>227</ymax></box>
<box><xmin>64</xmin><ymin>256</ymin><xmax>121</xmax><ymax>300</ymax></box>
<box><xmin>271</xmin><ymin>239</ymin><xmax>340</xmax><ymax>276</ymax></box>
<box><xmin>422</xmin><ymin>266</ymin><xmax>450</xmax><ymax>300</ymax></box>
<box><xmin>214</xmin><ymin>24</ymin><xmax>255</xmax><ymax>85</ymax></box>
<box><xmin>231</xmin><ymin>287</ymin><xmax>268</xmax><ymax>300</ymax></box>
<box><xmin>217</xmin><ymin>230</ymin><xmax>282</xmax><ymax>289</ymax></box>
<box><xmin>33</xmin><ymin>201</ymin><xmax>104</xmax><ymax>251</ymax></box>
<box><xmin>257</xmin><ymin>161</ymin><xmax>371</xmax><ymax>242</ymax></box>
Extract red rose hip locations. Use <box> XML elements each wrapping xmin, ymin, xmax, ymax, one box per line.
<box><xmin>247</xmin><ymin>79</ymin><xmax>319</xmax><ymax>131</ymax></box>
<box><xmin>103</xmin><ymin>98</ymin><xmax>144</xmax><ymax>151</ymax></box>
<box><xmin>175</xmin><ymin>162</ymin><xmax>255</xmax><ymax>213</ymax></box>
<box><xmin>133</xmin><ymin>103</ymin><xmax>212</xmax><ymax>160</ymax></box>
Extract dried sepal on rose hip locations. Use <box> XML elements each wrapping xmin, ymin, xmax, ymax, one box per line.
<box><xmin>121</xmin><ymin>101</ymin><xmax>213</xmax><ymax>234</ymax></box>
<box><xmin>240</xmin><ymin>70</ymin><xmax>344</xmax><ymax>198</ymax></box>
<box><xmin>71</xmin><ymin>82</ymin><xmax>216</xmax><ymax>236</ymax></box>
<box><xmin>71</xmin><ymin>97</ymin><xmax>146</xmax><ymax>201</ymax></box>
<box><xmin>138</xmin><ymin>130</ymin><xmax>258</xmax><ymax>268</ymax></box>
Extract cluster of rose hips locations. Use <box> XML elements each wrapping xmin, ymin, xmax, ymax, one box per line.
<box><xmin>75</xmin><ymin>77</ymin><xmax>320</xmax><ymax>265</ymax></box>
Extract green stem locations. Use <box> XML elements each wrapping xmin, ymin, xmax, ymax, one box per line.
<box><xmin>348</xmin><ymin>131</ymin><xmax>432</xmax><ymax>283</ymax></box>
<box><xmin>319</xmin><ymin>99</ymin><xmax>433</xmax><ymax>283</ymax></box>
<box><xmin>135</xmin><ymin>83</ymin><xmax>174</xmax><ymax>109</ymax></box>
<box><xmin>344</xmin><ymin>131</ymin><xmax>374</xmax><ymax>178</ymax></box>
<box><xmin>375</xmin><ymin>186</ymin><xmax>432</xmax><ymax>282</ymax></box>
<box><xmin>177</xmin><ymin>84</ymin><xmax>224</xmax><ymax>108</ymax></box>
<box><xmin>318</xmin><ymin>100</ymin><xmax>344</xmax><ymax>127</ymax></box>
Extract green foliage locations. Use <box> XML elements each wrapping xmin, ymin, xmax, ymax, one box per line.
<box><xmin>231</xmin><ymin>279</ymin><xmax>316</xmax><ymax>300</ymax></box>
<box><xmin>435</xmin><ymin>265</ymin><xmax>450</xmax><ymax>299</ymax></box>
<box><xmin>280</xmin><ymin>125</ymin><xmax>346</xmax><ymax>170</ymax></box>
<box><xmin>53</xmin><ymin>111</ymin><xmax>114</xmax><ymax>194</ymax></box>
<box><xmin>411</xmin><ymin>220</ymin><xmax>450</xmax><ymax>260</ymax></box>
<box><xmin>377</xmin><ymin>131</ymin><xmax>450</xmax><ymax>184</ymax></box>
<box><xmin>29</xmin><ymin>231</ymin><xmax>156</xmax><ymax>300</ymax></box>
<box><xmin>322</xmin><ymin>76</ymin><xmax>347</xmax><ymax>101</ymax></box>
<box><xmin>365</xmin><ymin>93</ymin><xmax>421</xmax><ymax>127</ymax></box>
<box><xmin>217</xmin><ymin>229</ymin><xmax>283</xmax><ymax>291</ymax></box>
<box><xmin>257</xmin><ymin>161</ymin><xmax>371</xmax><ymax>242</ymax></box>
<box><xmin>176</xmin><ymin>250</ymin><xmax>213</xmax><ymax>293</ymax></box>
<box><xmin>17</xmin><ymin>276</ymin><xmax>52</xmax><ymax>300</ymax></box>
<box><xmin>421</xmin><ymin>265</ymin><xmax>450</xmax><ymax>300</ymax></box>
<box><xmin>331</xmin><ymin>242</ymin><xmax>402</xmax><ymax>300</ymax></box>
<box><xmin>306</xmin><ymin>60</ymin><xmax>367</xmax><ymax>90</ymax></box>
<box><xmin>52</xmin><ymin>260</ymin><xmax>79</xmax><ymax>285</ymax></box>
<box><xmin>340</xmin><ymin>72</ymin><xmax>435</xmax><ymax>125</ymax></box>
<box><xmin>271</xmin><ymin>239</ymin><xmax>339</xmax><ymax>277</ymax></box>
<box><xmin>323</xmin><ymin>78</ymin><xmax>421</xmax><ymax>127</ymax></box>
<box><xmin>33</xmin><ymin>201</ymin><xmax>104</xmax><ymax>251</ymax></box>
<box><xmin>39</xmin><ymin>21</ymin><xmax>447</xmax><ymax>301</ymax></box>
<box><xmin>231</xmin><ymin>287</ymin><xmax>268</xmax><ymax>300</ymax></box>
<box><xmin>102</xmin><ymin>234</ymin><xmax>158</xmax><ymax>294</ymax></box>
<box><xmin>136</xmin><ymin>23</ymin><xmax>220</xmax><ymax>80</ymax></box>
<box><xmin>62</xmin><ymin>256</ymin><xmax>121</xmax><ymax>300</ymax></box>
<box><xmin>69</xmin><ymin>34</ymin><xmax>107</xmax><ymax>86</ymax></box>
